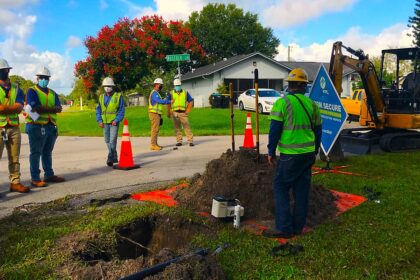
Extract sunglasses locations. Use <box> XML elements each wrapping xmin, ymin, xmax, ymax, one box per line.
<box><xmin>38</xmin><ymin>76</ymin><xmax>50</xmax><ymax>80</ymax></box>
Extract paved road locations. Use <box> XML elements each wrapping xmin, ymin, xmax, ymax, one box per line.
<box><xmin>0</xmin><ymin>134</ymin><xmax>269</xmax><ymax>218</ymax></box>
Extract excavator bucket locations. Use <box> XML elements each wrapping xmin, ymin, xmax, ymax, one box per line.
<box><xmin>339</xmin><ymin>129</ymin><xmax>380</xmax><ymax>154</ymax></box>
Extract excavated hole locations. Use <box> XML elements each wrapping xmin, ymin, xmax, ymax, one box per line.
<box><xmin>115</xmin><ymin>215</ymin><xmax>209</xmax><ymax>260</ymax></box>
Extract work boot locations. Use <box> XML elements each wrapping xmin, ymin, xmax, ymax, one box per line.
<box><xmin>44</xmin><ymin>175</ymin><xmax>65</xmax><ymax>183</ymax></box>
<box><xmin>10</xmin><ymin>183</ymin><xmax>30</xmax><ymax>193</ymax></box>
<box><xmin>189</xmin><ymin>143</ymin><xmax>194</xmax><ymax>147</ymax></box>
<box><xmin>31</xmin><ymin>180</ymin><xmax>47</xmax><ymax>188</ymax></box>
<box><xmin>106</xmin><ymin>161</ymin><xmax>113</xmax><ymax>167</ymax></box>
<box><xmin>176</xmin><ymin>143</ymin><xmax>182</xmax><ymax>146</ymax></box>
<box><xmin>150</xmin><ymin>145</ymin><xmax>162</xmax><ymax>151</ymax></box>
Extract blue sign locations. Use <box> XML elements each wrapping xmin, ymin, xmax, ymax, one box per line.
<box><xmin>309</xmin><ymin>65</ymin><xmax>348</xmax><ymax>155</ymax></box>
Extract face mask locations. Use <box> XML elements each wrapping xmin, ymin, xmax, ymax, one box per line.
<box><xmin>104</xmin><ymin>86</ymin><xmax>113</xmax><ymax>93</ymax></box>
<box><xmin>175</xmin><ymin>85</ymin><xmax>182</xmax><ymax>92</ymax></box>
<box><xmin>0</xmin><ymin>70</ymin><xmax>9</xmax><ymax>81</ymax></box>
<box><xmin>38</xmin><ymin>79</ymin><xmax>49</xmax><ymax>88</ymax></box>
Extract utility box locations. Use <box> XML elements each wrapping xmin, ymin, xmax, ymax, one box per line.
<box><xmin>211</xmin><ymin>196</ymin><xmax>244</xmax><ymax>218</ymax></box>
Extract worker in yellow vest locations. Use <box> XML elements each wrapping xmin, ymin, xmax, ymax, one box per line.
<box><xmin>0</xmin><ymin>58</ymin><xmax>30</xmax><ymax>194</ymax></box>
<box><xmin>148</xmin><ymin>78</ymin><xmax>171</xmax><ymax>151</ymax></box>
<box><xmin>263</xmin><ymin>68</ymin><xmax>322</xmax><ymax>238</ymax></box>
<box><xmin>96</xmin><ymin>77</ymin><xmax>125</xmax><ymax>166</ymax></box>
<box><xmin>167</xmin><ymin>79</ymin><xmax>194</xmax><ymax>146</ymax></box>
<box><xmin>25</xmin><ymin>66</ymin><xmax>65</xmax><ymax>188</ymax></box>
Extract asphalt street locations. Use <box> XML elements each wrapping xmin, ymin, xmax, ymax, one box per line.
<box><xmin>0</xmin><ymin>133</ymin><xmax>269</xmax><ymax>218</ymax></box>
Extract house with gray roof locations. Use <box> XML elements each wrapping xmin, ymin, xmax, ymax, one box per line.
<box><xmin>181</xmin><ymin>52</ymin><xmax>356</xmax><ymax>107</ymax></box>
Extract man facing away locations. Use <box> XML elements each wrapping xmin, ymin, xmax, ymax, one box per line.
<box><xmin>263</xmin><ymin>68</ymin><xmax>322</xmax><ymax>238</ymax></box>
<box><xmin>0</xmin><ymin>58</ymin><xmax>30</xmax><ymax>194</ymax></box>
<box><xmin>148</xmin><ymin>78</ymin><xmax>171</xmax><ymax>151</ymax></box>
<box><xmin>167</xmin><ymin>78</ymin><xmax>194</xmax><ymax>147</ymax></box>
<box><xmin>25</xmin><ymin>66</ymin><xmax>65</xmax><ymax>188</ymax></box>
<box><xmin>96</xmin><ymin>77</ymin><xmax>125</xmax><ymax>167</ymax></box>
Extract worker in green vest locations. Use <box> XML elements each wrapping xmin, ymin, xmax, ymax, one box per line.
<box><xmin>25</xmin><ymin>66</ymin><xmax>65</xmax><ymax>188</ymax></box>
<box><xmin>263</xmin><ymin>68</ymin><xmax>322</xmax><ymax>238</ymax></box>
<box><xmin>167</xmin><ymin>78</ymin><xmax>194</xmax><ymax>146</ymax></box>
<box><xmin>0</xmin><ymin>58</ymin><xmax>30</xmax><ymax>194</ymax></box>
<box><xmin>96</xmin><ymin>77</ymin><xmax>125</xmax><ymax>166</ymax></box>
<box><xmin>148</xmin><ymin>78</ymin><xmax>171</xmax><ymax>151</ymax></box>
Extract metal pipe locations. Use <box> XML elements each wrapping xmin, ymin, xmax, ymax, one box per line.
<box><xmin>254</xmin><ymin>69</ymin><xmax>260</xmax><ymax>155</ymax></box>
<box><xmin>229</xmin><ymin>82</ymin><xmax>235</xmax><ymax>151</ymax></box>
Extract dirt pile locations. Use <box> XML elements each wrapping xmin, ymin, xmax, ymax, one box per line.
<box><xmin>175</xmin><ymin>149</ymin><xmax>338</xmax><ymax>227</ymax></box>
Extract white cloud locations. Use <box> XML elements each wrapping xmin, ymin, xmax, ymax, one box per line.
<box><xmin>275</xmin><ymin>24</ymin><xmax>413</xmax><ymax>62</ymax></box>
<box><xmin>120</xmin><ymin>0</ymin><xmax>206</xmax><ymax>20</ymax></box>
<box><xmin>263</xmin><ymin>0</ymin><xmax>357</xmax><ymax>28</ymax></box>
<box><xmin>66</xmin><ymin>35</ymin><xmax>82</xmax><ymax>49</ymax></box>
<box><xmin>99</xmin><ymin>0</ymin><xmax>109</xmax><ymax>10</ymax></box>
<box><xmin>0</xmin><ymin>3</ymin><xmax>75</xmax><ymax>94</ymax></box>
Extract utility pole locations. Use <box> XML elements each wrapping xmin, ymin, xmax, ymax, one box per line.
<box><xmin>80</xmin><ymin>95</ymin><xmax>83</xmax><ymax>111</ymax></box>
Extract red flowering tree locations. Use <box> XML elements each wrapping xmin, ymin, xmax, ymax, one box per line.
<box><xmin>75</xmin><ymin>16</ymin><xmax>205</xmax><ymax>92</ymax></box>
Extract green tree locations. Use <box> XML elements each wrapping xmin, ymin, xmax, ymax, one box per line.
<box><xmin>408</xmin><ymin>0</ymin><xmax>420</xmax><ymax>47</ymax></box>
<box><xmin>188</xmin><ymin>3</ymin><xmax>280</xmax><ymax>64</ymax></box>
<box><xmin>9</xmin><ymin>75</ymin><xmax>35</xmax><ymax>94</ymax></box>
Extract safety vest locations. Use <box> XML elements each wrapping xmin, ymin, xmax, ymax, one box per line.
<box><xmin>26</xmin><ymin>86</ymin><xmax>58</xmax><ymax>125</ymax></box>
<box><xmin>170</xmin><ymin>89</ymin><xmax>187</xmax><ymax>111</ymax></box>
<box><xmin>0</xmin><ymin>85</ymin><xmax>19</xmax><ymax>127</ymax></box>
<box><xmin>99</xmin><ymin>92</ymin><xmax>121</xmax><ymax>124</ymax></box>
<box><xmin>148</xmin><ymin>90</ymin><xmax>163</xmax><ymax>114</ymax></box>
<box><xmin>269</xmin><ymin>93</ymin><xmax>321</xmax><ymax>154</ymax></box>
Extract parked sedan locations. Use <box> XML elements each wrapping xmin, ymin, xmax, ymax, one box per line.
<box><xmin>237</xmin><ymin>88</ymin><xmax>284</xmax><ymax>113</ymax></box>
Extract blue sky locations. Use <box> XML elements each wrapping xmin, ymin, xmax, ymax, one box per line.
<box><xmin>0</xmin><ymin>0</ymin><xmax>415</xmax><ymax>93</ymax></box>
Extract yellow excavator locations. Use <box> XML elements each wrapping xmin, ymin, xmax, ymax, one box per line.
<box><xmin>329</xmin><ymin>41</ymin><xmax>420</xmax><ymax>154</ymax></box>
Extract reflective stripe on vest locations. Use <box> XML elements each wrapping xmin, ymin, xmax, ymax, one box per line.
<box><xmin>99</xmin><ymin>93</ymin><xmax>121</xmax><ymax>124</ymax></box>
<box><xmin>148</xmin><ymin>91</ymin><xmax>163</xmax><ymax>114</ymax></box>
<box><xmin>171</xmin><ymin>89</ymin><xmax>187</xmax><ymax>111</ymax></box>
<box><xmin>277</xmin><ymin>94</ymin><xmax>316</xmax><ymax>154</ymax></box>
<box><xmin>0</xmin><ymin>85</ymin><xmax>19</xmax><ymax>127</ymax></box>
<box><xmin>26</xmin><ymin>86</ymin><xmax>58</xmax><ymax>125</ymax></box>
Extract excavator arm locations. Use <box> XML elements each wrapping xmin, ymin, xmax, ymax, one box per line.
<box><xmin>329</xmin><ymin>41</ymin><xmax>386</xmax><ymax>127</ymax></box>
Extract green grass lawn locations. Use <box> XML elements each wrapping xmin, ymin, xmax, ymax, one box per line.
<box><xmin>56</xmin><ymin>106</ymin><xmax>271</xmax><ymax>136</ymax></box>
<box><xmin>0</xmin><ymin>152</ymin><xmax>419</xmax><ymax>279</ymax></box>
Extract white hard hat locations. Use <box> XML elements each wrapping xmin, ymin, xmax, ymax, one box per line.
<box><xmin>36</xmin><ymin>66</ymin><xmax>51</xmax><ymax>77</ymax></box>
<box><xmin>0</xmin><ymin>59</ymin><xmax>12</xmax><ymax>70</ymax></box>
<box><xmin>173</xmin><ymin>79</ymin><xmax>181</xmax><ymax>86</ymax></box>
<box><xmin>102</xmin><ymin>77</ymin><xmax>115</xmax><ymax>87</ymax></box>
<box><xmin>153</xmin><ymin>78</ymin><xmax>163</xmax><ymax>85</ymax></box>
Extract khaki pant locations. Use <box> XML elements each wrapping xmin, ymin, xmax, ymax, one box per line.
<box><xmin>171</xmin><ymin>111</ymin><xmax>193</xmax><ymax>143</ymax></box>
<box><xmin>0</xmin><ymin>126</ymin><xmax>21</xmax><ymax>184</ymax></box>
<box><xmin>149</xmin><ymin>112</ymin><xmax>161</xmax><ymax>145</ymax></box>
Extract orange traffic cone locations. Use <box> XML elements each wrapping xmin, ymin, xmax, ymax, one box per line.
<box><xmin>114</xmin><ymin>119</ymin><xmax>140</xmax><ymax>170</ymax></box>
<box><xmin>241</xmin><ymin>112</ymin><xmax>255</xmax><ymax>149</ymax></box>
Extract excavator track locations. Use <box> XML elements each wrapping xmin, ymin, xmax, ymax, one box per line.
<box><xmin>379</xmin><ymin>131</ymin><xmax>420</xmax><ymax>152</ymax></box>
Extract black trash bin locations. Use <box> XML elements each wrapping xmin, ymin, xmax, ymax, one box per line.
<box><xmin>210</xmin><ymin>93</ymin><xmax>222</xmax><ymax>108</ymax></box>
<box><xmin>221</xmin><ymin>95</ymin><xmax>230</xmax><ymax>108</ymax></box>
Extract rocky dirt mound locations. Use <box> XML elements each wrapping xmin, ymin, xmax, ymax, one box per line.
<box><xmin>175</xmin><ymin>149</ymin><xmax>338</xmax><ymax>227</ymax></box>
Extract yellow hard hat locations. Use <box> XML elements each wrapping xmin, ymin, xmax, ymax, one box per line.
<box><xmin>286</xmin><ymin>68</ymin><xmax>308</xmax><ymax>83</ymax></box>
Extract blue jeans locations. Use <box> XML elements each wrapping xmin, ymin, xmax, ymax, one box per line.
<box><xmin>103</xmin><ymin>123</ymin><xmax>119</xmax><ymax>162</ymax></box>
<box><xmin>25</xmin><ymin>123</ymin><xmax>58</xmax><ymax>181</ymax></box>
<box><xmin>273</xmin><ymin>152</ymin><xmax>315</xmax><ymax>234</ymax></box>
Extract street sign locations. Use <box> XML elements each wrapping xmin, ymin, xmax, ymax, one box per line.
<box><xmin>165</xmin><ymin>54</ymin><xmax>190</xmax><ymax>62</ymax></box>
<box><xmin>309</xmin><ymin>65</ymin><xmax>348</xmax><ymax>156</ymax></box>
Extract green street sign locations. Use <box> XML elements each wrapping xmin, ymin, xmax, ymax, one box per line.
<box><xmin>165</xmin><ymin>54</ymin><xmax>190</xmax><ymax>62</ymax></box>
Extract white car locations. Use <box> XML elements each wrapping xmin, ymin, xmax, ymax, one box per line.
<box><xmin>237</xmin><ymin>88</ymin><xmax>284</xmax><ymax>114</ymax></box>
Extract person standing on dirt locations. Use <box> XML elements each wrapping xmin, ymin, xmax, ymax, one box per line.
<box><xmin>0</xmin><ymin>58</ymin><xmax>30</xmax><ymax>194</ymax></box>
<box><xmin>264</xmin><ymin>68</ymin><xmax>322</xmax><ymax>238</ymax></box>
<box><xmin>96</xmin><ymin>77</ymin><xmax>125</xmax><ymax>167</ymax></box>
<box><xmin>25</xmin><ymin>66</ymin><xmax>65</xmax><ymax>188</ymax></box>
<box><xmin>148</xmin><ymin>78</ymin><xmax>171</xmax><ymax>151</ymax></box>
<box><xmin>167</xmin><ymin>78</ymin><xmax>194</xmax><ymax>147</ymax></box>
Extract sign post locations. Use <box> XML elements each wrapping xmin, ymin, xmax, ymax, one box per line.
<box><xmin>309</xmin><ymin>65</ymin><xmax>348</xmax><ymax>158</ymax></box>
<box><xmin>165</xmin><ymin>54</ymin><xmax>190</xmax><ymax>80</ymax></box>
